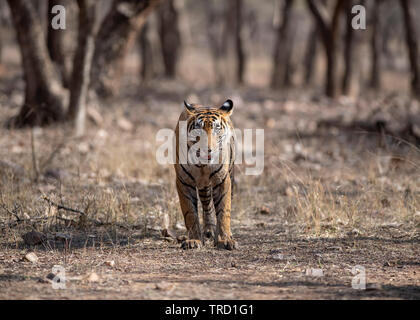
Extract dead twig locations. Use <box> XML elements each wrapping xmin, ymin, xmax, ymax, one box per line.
<box><xmin>42</xmin><ymin>196</ymin><xmax>86</xmax><ymax>216</ymax></box>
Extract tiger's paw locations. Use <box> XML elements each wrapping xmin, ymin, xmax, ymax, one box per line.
<box><xmin>203</xmin><ymin>226</ymin><xmax>215</xmax><ymax>240</ymax></box>
<box><xmin>181</xmin><ymin>239</ymin><xmax>202</xmax><ymax>250</ymax></box>
<box><xmin>216</xmin><ymin>239</ymin><xmax>237</xmax><ymax>251</ymax></box>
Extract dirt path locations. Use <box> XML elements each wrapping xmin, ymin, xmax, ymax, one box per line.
<box><xmin>1</xmin><ymin>221</ymin><xmax>418</xmax><ymax>300</ymax></box>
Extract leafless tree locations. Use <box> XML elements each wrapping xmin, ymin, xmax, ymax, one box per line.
<box><xmin>223</xmin><ymin>0</ymin><xmax>246</xmax><ymax>84</ymax></box>
<box><xmin>307</xmin><ymin>0</ymin><xmax>347</xmax><ymax>97</ymax></box>
<box><xmin>90</xmin><ymin>0</ymin><xmax>160</xmax><ymax>97</ymax></box>
<box><xmin>158</xmin><ymin>0</ymin><xmax>181</xmax><ymax>78</ymax></box>
<box><xmin>67</xmin><ymin>0</ymin><xmax>97</xmax><ymax>136</ymax></box>
<box><xmin>138</xmin><ymin>21</ymin><xmax>156</xmax><ymax>82</ymax></box>
<box><xmin>271</xmin><ymin>0</ymin><xmax>293</xmax><ymax>89</ymax></box>
<box><xmin>47</xmin><ymin>0</ymin><xmax>71</xmax><ymax>87</ymax></box>
<box><xmin>369</xmin><ymin>0</ymin><xmax>383</xmax><ymax>90</ymax></box>
<box><xmin>399</xmin><ymin>0</ymin><xmax>420</xmax><ymax>99</ymax></box>
<box><xmin>7</xmin><ymin>0</ymin><xmax>66</xmax><ymax>126</ymax></box>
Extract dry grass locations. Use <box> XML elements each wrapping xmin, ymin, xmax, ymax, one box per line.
<box><xmin>0</xmin><ymin>83</ymin><xmax>419</xmax><ymax>299</ymax></box>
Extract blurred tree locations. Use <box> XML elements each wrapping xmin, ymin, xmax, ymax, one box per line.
<box><xmin>224</xmin><ymin>0</ymin><xmax>246</xmax><ymax>84</ymax></box>
<box><xmin>271</xmin><ymin>0</ymin><xmax>293</xmax><ymax>89</ymax></box>
<box><xmin>307</xmin><ymin>0</ymin><xmax>346</xmax><ymax>98</ymax></box>
<box><xmin>6</xmin><ymin>0</ymin><xmax>66</xmax><ymax>126</ymax></box>
<box><xmin>369</xmin><ymin>0</ymin><xmax>383</xmax><ymax>90</ymax></box>
<box><xmin>304</xmin><ymin>23</ymin><xmax>319</xmax><ymax>86</ymax></box>
<box><xmin>158</xmin><ymin>0</ymin><xmax>181</xmax><ymax>78</ymax></box>
<box><xmin>47</xmin><ymin>0</ymin><xmax>71</xmax><ymax>87</ymax></box>
<box><xmin>90</xmin><ymin>0</ymin><xmax>160</xmax><ymax>97</ymax></box>
<box><xmin>204</xmin><ymin>0</ymin><xmax>225</xmax><ymax>86</ymax></box>
<box><xmin>400</xmin><ymin>0</ymin><xmax>420</xmax><ymax>99</ymax></box>
<box><xmin>138</xmin><ymin>21</ymin><xmax>156</xmax><ymax>82</ymax></box>
<box><xmin>342</xmin><ymin>0</ymin><xmax>355</xmax><ymax>95</ymax></box>
<box><xmin>67</xmin><ymin>0</ymin><xmax>97</xmax><ymax>137</ymax></box>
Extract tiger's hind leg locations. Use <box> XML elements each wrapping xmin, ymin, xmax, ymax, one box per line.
<box><xmin>198</xmin><ymin>186</ymin><xmax>216</xmax><ymax>241</ymax></box>
<box><xmin>176</xmin><ymin>178</ymin><xmax>202</xmax><ymax>249</ymax></box>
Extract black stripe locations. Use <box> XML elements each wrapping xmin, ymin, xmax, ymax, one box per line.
<box><xmin>213</xmin><ymin>171</ymin><xmax>229</xmax><ymax>190</ymax></box>
<box><xmin>214</xmin><ymin>192</ymin><xmax>227</xmax><ymax>211</ymax></box>
<box><xmin>210</xmin><ymin>164</ymin><xmax>224</xmax><ymax>179</ymax></box>
<box><xmin>177</xmin><ymin>176</ymin><xmax>196</xmax><ymax>191</ymax></box>
<box><xmin>181</xmin><ymin>190</ymin><xmax>197</xmax><ymax>206</ymax></box>
<box><xmin>180</xmin><ymin>164</ymin><xmax>195</xmax><ymax>182</ymax></box>
<box><xmin>201</xmin><ymin>199</ymin><xmax>212</xmax><ymax>206</ymax></box>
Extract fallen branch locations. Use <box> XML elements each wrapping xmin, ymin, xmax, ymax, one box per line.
<box><xmin>42</xmin><ymin>196</ymin><xmax>86</xmax><ymax>216</ymax></box>
<box><xmin>41</xmin><ymin>196</ymin><xmax>143</xmax><ymax>230</ymax></box>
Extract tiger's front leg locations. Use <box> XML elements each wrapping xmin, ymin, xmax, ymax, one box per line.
<box><xmin>213</xmin><ymin>174</ymin><xmax>237</xmax><ymax>250</ymax></box>
<box><xmin>176</xmin><ymin>178</ymin><xmax>202</xmax><ymax>249</ymax></box>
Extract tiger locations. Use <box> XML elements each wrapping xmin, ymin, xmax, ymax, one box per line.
<box><xmin>174</xmin><ymin>99</ymin><xmax>237</xmax><ymax>250</ymax></box>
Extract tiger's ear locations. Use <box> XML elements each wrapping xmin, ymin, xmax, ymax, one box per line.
<box><xmin>184</xmin><ymin>100</ymin><xmax>195</xmax><ymax>114</ymax></box>
<box><xmin>219</xmin><ymin>99</ymin><xmax>233</xmax><ymax>115</ymax></box>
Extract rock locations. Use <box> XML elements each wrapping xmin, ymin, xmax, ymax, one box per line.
<box><xmin>24</xmin><ymin>252</ymin><xmax>39</xmax><ymax>263</ymax></box>
<box><xmin>272</xmin><ymin>253</ymin><xmax>285</xmax><ymax>261</ymax></box>
<box><xmin>87</xmin><ymin>272</ymin><xmax>99</xmax><ymax>282</ymax></box>
<box><xmin>104</xmin><ymin>260</ymin><xmax>115</xmax><ymax>267</ymax></box>
<box><xmin>117</xmin><ymin>118</ymin><xmax>133</xmax><ymax>131</ymax></box>
<box><xmin>305</xmin><ymin>268</ymin><xmax>324</xmax><ymax>277</ymax></box>
<box><xmin>155</xmin><ymin>281</ymin><xmax>175</xmax><ymax>291</ymax></box>
<box><xmin>22</xmin><ymin>231</ymin><xmax>46</xmax><ymax>246</ymax></box>
<box><xmin>259</xmin><ymin>206</ymin><xmax>270</xmax><ymax>215</ymax></box>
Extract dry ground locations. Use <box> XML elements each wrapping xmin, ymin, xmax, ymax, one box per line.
<box><xmin>0</xmin><ymin>80</ymin><xmax>419</xmax><ymax>299</ymax></box>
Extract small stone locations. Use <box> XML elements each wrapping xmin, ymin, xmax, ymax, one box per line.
<box><xmin>117</xmin><ymin>118</ymin><xmax>133</xmax><ymax>131</ymax></box>
<box><xmin>105</xmin><ymin>260</ymin><xmax>115</xmax><ymax>267</ymax></box>
<box><xmin>305</xmin><ymin>268</ymin><xmax>324</xmax><ymax>277</ymax></box>
<box><xmin>272</xmin><ymin>253</ymin><xmax>285</xmax><ymax>261</ymax></box>
<box><xmin>259</xmin><ymin>206</ymin><xmax>270</xmax><ymax>215</ymax></box>
<box><xmin>87</xmin><ymin>272</ymin><xmax>99</xmax><ymax>282</ymax></box>
<box><xmin>155</xmin><ymin>281</ymin><xmax>175</xmax><ymax>291</ymax></box>
<box><xmin>24</xmin><ymin>252</ymin><xmax>39</xmax><ymax>263</ymax></box>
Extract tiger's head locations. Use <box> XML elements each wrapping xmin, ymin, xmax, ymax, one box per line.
<box><xmin>184</xmin><ymin>99</ymin><xmax>234</xmax><ymax>163</ymax></box>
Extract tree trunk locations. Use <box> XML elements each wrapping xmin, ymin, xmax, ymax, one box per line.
<box><xmin>204</xmin><ymin>0</ymin><xmax>225</xmax><ymax>86</ymax></box>
<box><xmin>47</xmin><ymin>0</ymin><xmax>71</xmax><ymax>87</ymax></box>
<box><xmin>307</xmin><ymin>0</ymin><xmax>346</xmax><ymax>98</ymax></box>
<box><xmin>234</xmin><ymin>0</ymin><xmax>245</xmax><ymax>84</ymax></box>
<box><xmin>90</xmin><ymin>0</ymin><xmax>160</xmax><ymax>97</ymax></box>
<box><xmin>271</xmin><ymin>0</ymin><xmax>293</xmax><ymax>89</ymax></box>
<box><xmin>158</xmin><ymin>0</ymin><xmax>180</xmax><ymax>78</ymax></box>
<box><xmin>400</xmin><ymin>0</ymin><xmax>420</xmax><ymax>99</ymax></box>
<box><xmin>139</xmin><ymin>21</ymin><xmax>155</xmax><ymax>82</ymax></box>
<box><xmin>223</xmin><ymin>0</ymin><xmax>246</xmax><ymax>84</ymax></box>
<box><xmin>304</xmin><ymin>24</ymin><xmax>319</xmax><ymax>86</ymax></box>
<box><xmin>67</xmin><ymin>0</ymin><xmax>97</xmax><ymax>136</ymax></box>
<box><xmin>370</xmin><ymin>0</ymin><xmax>383</xmax><ymax>90</ymax></box>
<box><xmin>6</xmin><ymin>0</ymin><xmax>66</xmax><ymax>127</ymax></box>
<box><xmin>342</xmin><ymin>0</ymin><xmax>355</xmax><ymax>95</ymax></box>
